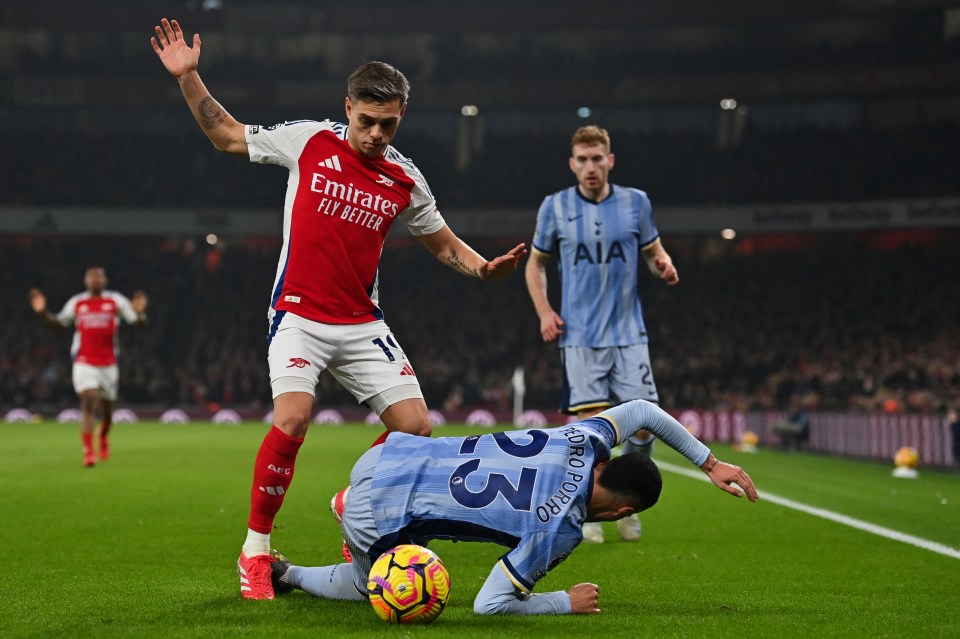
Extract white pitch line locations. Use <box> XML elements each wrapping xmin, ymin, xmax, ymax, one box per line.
<box><xmin>657</xmin><ymin>460</ymin><xmax>960</xmax><ymax>561</ymax></box>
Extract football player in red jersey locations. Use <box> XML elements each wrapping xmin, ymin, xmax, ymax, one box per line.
<box><xmin>29</xmin><ymin>266</ymin><xmax>148</xmax><ymax>467</ymax></box>
<box><xmin>152</xmin><ymin>18</ymin><xmax>526</xmax><ymax>600</ymax></box>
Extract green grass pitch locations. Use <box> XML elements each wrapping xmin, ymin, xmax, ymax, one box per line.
<box><xmin>1</xmin><ymin>421</ymin><xmax>958</xmax><ymax>638</ymax></box>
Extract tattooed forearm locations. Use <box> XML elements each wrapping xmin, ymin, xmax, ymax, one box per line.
<box><xmin>447</xmin><ymin>249</ymin><xmax>481</xmax><ymax>278</ymax></box>
<box><xmin>197</xmin><ymin>96</ymin><xmax>225</xmax><ymax>130</ymax></box>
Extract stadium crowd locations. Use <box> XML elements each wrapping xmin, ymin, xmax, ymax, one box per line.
<box><xmin>3</xmin><ymin>6</ymin><xmax>957</xmax><ymax>418</ymax></box>
<box><xmin>4</xmin><ymin>121</ymin><xmax>959</xmax><ymax>210</ymax></box>
<box><xmin>2</xmin><ymin>233</ymin><xmax>957</xmax><ymax>416</ymax></box>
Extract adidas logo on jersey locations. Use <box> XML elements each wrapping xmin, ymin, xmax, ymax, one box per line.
<box><xmin>399</xmin><ymin>363</ymin><xmax>416</xmax><ymax>376</ymax></box>
<box><xmin>318</xmin><ymin>155</ymin><xmax>342</xmax><ymax>171</ymax></box>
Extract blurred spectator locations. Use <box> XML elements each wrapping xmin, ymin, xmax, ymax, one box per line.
<box><xmin>772</xmin><ymin>396</ymin><xmax>812</xmax><ymax>452</ymax></box>
<box><xmin>949</xmin><ymin>406</ymin><xmax>960</xmax><ymax>470</ymax></box>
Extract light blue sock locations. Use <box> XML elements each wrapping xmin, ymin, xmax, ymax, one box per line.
<box><xmin>289</xmin><ymin>564</ymin><xmax>365</xmax><ymax>601</ymax></box>
<box><xmin>624</xmin><ymin>433</ymin><xmax>655</xmax><ymax>458</ymax></box>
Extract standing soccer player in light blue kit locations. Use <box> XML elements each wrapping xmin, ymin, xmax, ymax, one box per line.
<box><xmin>525</xmin><ymin>125</ymin><xmax>680</xmax><ymax>544</ymax></box>
<box><xmin>270</xmin><ymin>400</ymin><xmax>758</xmax><ymax>615</ymax></box>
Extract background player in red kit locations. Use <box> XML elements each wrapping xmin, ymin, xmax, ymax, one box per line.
<box><xmin>151</xmin><ymin>18</ymin><xmax>526</xmax><ymax>599</ymax></box>
<box><xmin>29</xmin><ymin>267</ymin><xmax>148</xmax><ymax>467</ymax></box>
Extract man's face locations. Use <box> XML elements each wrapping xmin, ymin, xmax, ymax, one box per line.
<box><xmin>569</xmin><ymin>142</ymin><xmax>614</xmax><ymax>193</ymax></box>
<box><xmin>345</xmin><ymin>98</ymin><xmax>406</xmax><ymax>158</ymax></box>
<box><xmin>84</xmin><ymin>268</ymin><xmax>106</xmax><ymax>293</ymax></box>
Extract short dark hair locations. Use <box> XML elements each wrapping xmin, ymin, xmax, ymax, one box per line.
<box><xmin>597</xmin><ymin>453</ymin><xmax>662</xmax><ymax>512</ymax></box>
<box><xmin>347</xmin><ymin>62</ymin><xmax>410</xmax><ymax>105</ymax></box>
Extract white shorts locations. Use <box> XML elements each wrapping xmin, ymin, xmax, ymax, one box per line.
<box><xmin>267</xmin><ymin>311</ymin><xmax>422</xmax><ymax>415</ymax></box>
<box><xmin>561</xmin><ymin>344</ymin><xmax>659</xmax><ymax>414</ymax></box>
<box><xmin>72</xmin><ymin>363</ymin><xmax>119</xmax><ymax>401</ymax></box>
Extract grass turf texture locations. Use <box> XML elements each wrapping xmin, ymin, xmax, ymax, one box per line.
<box><xmin>1</xmin><ymin>421</ymin><xmax>957</xmax><ymax>639</ymax></box>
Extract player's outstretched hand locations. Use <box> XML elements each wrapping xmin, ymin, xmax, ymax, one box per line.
<box><xmin>131</xmin><ymin>290</ymin><xmax>149</xmax><ymax>313</ymax></box>
<box><xmin>479</xmin><ymin>243</ymin><xmax>527</xmax><ymax>282</ymax></box>
<box><xmin>655</xmin><ymin>257</ymin><xmax>679</xmax><ymax>285</ymax></box>
<box><xmin>568</xmin><ymin>582</ymin><xmax>601</xmax><ymax>614</ymax></box>
<box><xmin>707</xmin><ymin>460</ymin><xmax>759</xmax><ymax>502</ymax></box>
<box><xmin>151</xmin><ymin>18</ymin><xmax>201</xmax><ymax>78</ymax></box>
<box><xmin>28</xmin><ymin>288</ymin><xmax>47</xmax><ymax>314</ymax></box>
<box><xmin>539</xmin><ymin>310</ymin><xmax>565</xmax><ymax>342</ymax></box>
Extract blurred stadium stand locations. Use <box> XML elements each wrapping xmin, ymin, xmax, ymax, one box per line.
<box><xmin>3</xmin><ymin>232</ymin><xmax>957</xmax><ymax>417</ymax></box>
<box><xmin>1</xmin><ymin>2</ymin><xmax>958</xmax><ymax>449</ymax></box>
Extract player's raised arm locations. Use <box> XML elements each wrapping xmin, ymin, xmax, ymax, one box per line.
<box><xmin>150</xmin><ymin>18</ymin><xmax>248</xmax><ymax>155</ymax></box>
<box><xmin>417</xmin><ymin>225</ymin><xmax>526</xmax><ymax>281</ymax></box>
<box><xmin>29</xmin><ymin>288</ymin><xmax>64</xmax><ymax>330</ymax></box>
<box><xmin>130</xmin><ymin>291</ymin><xmax>149</xmax><ymax>327</ymax></box>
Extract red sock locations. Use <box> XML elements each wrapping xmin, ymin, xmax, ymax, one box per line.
<box><xmin>370</xmin><ymin>430</ymin><xmax>389</xmax><ymax>448</ymax></box>
<box><xmin>248</xmin><ymin>426</ymin><xmax>304</xmax><ymax>534</ymax></box>
<box><xmin>81</xmin><ymin>432</ymin><xmax>94</xmax><ymax>456</ymax></box>
<box><xmin>98</xmin><ymin>420</ymin><xmax>111</xmax><ymax>438</ymax></box>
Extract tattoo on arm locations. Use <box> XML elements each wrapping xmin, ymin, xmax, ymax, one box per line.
<box><xmin>197</xmin><ymin>96</ymin><xmax>225</xmax><ymax>130</ymax></box>
<box><xmin>447</xmin><ymin>249</ymin><xmax>481</xmax><ymax>278</ymax></box>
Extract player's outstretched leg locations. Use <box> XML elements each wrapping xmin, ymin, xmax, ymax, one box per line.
<box><xmin>240</xmin><ymin>424</ymin><xmax>305</xmax><ymax>599</ymax></box>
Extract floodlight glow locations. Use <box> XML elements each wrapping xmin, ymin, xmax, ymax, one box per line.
<box><xmin>461</xmin><ymin>105</ymin><xmax>479</xmax><ymax>117</ymax></box>
<box><xmin>721</xmin><ymin>228</ymin><xmax>736</xmax><ymax>240</ymax></box>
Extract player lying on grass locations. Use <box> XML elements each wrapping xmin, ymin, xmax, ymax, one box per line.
<box><xmin>269</xmin><ymin>399</ymin><xmax>759</xmax><ymax>614</ymax></box>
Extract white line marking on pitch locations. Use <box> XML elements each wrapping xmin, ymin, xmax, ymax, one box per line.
<box><xmin>657</xmin><ymin>460</ymin><xmax>960</xmax><ymax>560</ymax></box>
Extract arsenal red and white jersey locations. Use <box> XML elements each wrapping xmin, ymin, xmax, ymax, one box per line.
<box><xmin>246</xmin><ymin>120</ymin><xmax>446</xmax><ymax>325</ymax></box>
<box><xmin>56</xmin><ymin>291</ymin><xmax>138</xmax><ymax>366</ymax></box>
